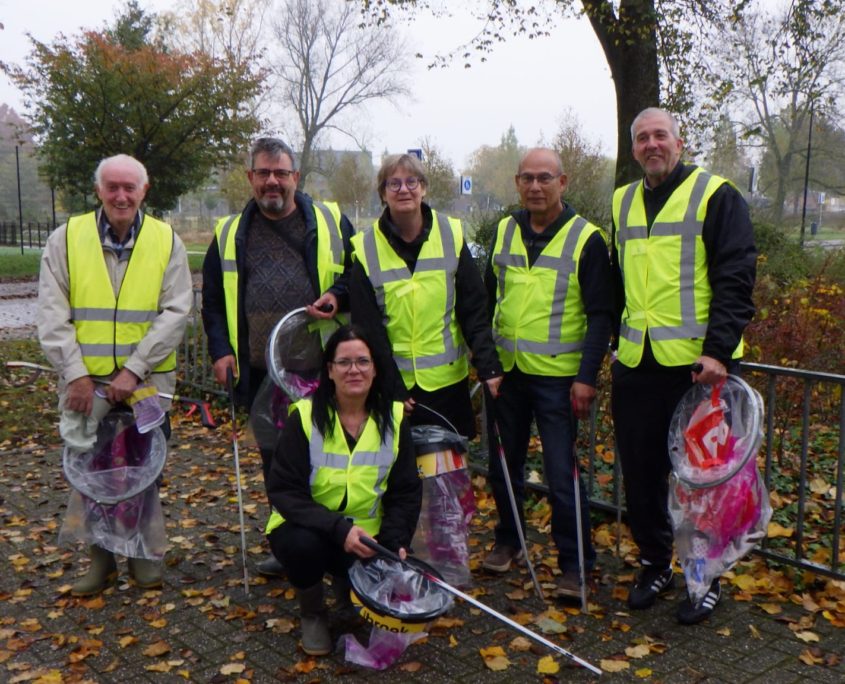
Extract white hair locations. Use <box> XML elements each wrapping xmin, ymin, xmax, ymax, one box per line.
<box><xmin>630</xmin><ymin>107</ymin><xmax>681</xmax><ymax>140</ymax></box>
<box><xmin>94</xmin><ymin>154</ymin><xmax>149</xmax><ymax>188</ymax></box>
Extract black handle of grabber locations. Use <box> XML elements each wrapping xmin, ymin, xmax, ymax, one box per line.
<box><xmin>691</xmin><ymin>362</ymin><xmax>704</xmax><ymax>374</ymax></box>
<box><xmin>317</xmin><ymin>302</ymin><xmax>334</xmax><ymax>313</ymax></box>
<box><xmin>226</xmin><ymin>366</ymin><xmax>236</xmax><ymax>404</ymax></box>
<box><xmin>361</xmin><ymin>536</ymin><xmax>402</xmax><ymax>563</ymax></box>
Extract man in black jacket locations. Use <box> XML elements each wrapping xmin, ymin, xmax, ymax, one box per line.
<box><xmin>483</xmin><ymin>148</ymin><xmax>612</xmax><ymax>599</ymax></box>
<box><xmin>202</xmin><ymin>137</ymin><xmax>353</xmax><ymax>576</ymax></box>
<box><xmin>611</xmin><ymin>108</ymin><xmax>757</xmax><ymax>624</ymax></box>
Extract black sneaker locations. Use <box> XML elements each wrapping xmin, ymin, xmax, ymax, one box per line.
<box><xmin>677</xmin><ymin>579</ymin><xmax>721</xmax><ymax>625</ymax></box>
<box><xmin>628</xmin><ymin>564</ymin><xmax>674</xmax><ymax>609</ymax></box>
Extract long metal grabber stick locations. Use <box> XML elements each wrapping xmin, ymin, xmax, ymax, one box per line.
<box><xmin>361</xmin><ymin>537</ymin><xmax>601</xmax><ymax>676</ymax></box>
<box><xmin>4</xmin><ymin>362</ymin><xmax>216</xmax><ymax>427</ymax></box>
<box><xmin>485</xmin><ymin>389</ymin><xmax>544</xmax><ymax>601</ymax></box>
<box><xmin>226</xmin><ymin>367</ymin><xmax>250</xmax><ymax>596</ymax></box>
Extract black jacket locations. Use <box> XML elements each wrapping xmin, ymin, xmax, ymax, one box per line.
<box><xmin>484</xmin><ymin>205</ymin><xmax>613</xmax><ymax>387</ymax></box>
<box><xmin>266</xmin><ymin>407</ymin><xmax>421</xmax><ymax>552</ymax></box>
<box><xmin>610</xmin><ymin>163</ymin><xmax>757</xmax><ymax>368</ymax></box>
<box><xmin>350</xmin><ymin>203</ymin><xmax>503</xmax><ymax>400</ymax></box>
<box><xmin>202</xmin><ymin>192</ymin><xmax>354</xmax><ymax>406</ymax></box>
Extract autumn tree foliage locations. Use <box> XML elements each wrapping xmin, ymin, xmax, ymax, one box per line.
<box><xmin>1</xmin><ymin>3</ymin><xmax>263</xmax><ymax>211</ymax></box>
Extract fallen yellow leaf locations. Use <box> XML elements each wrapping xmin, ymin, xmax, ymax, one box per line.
<box><xmin>795</xmin><ymin>631</ymin><xmax>820</xmax><ymax>643</ymax></box>
<box><xmin>220</xmin><ymin>663</ymin><xmax>245</xmax><ymax>675</ymax></box>
<box><xmin>635</xmin><ymin>667</ymin><xmax>653</xmax><ymax>678</ymax></box>
<box><xmin>509</xmin><ymin>636</ymin><xmax>532</xmax><ymax>652</ymax></box>
<box><xmin>483</xmin><ymin>655</ymin><xmax>510</xmax><ymax>671</ymax></box>
<box><xmin>537</xmin><ymin>655</ymin><xmax>559</xmax><ymax>674</ymax></box>
<box><xmin>625</xmin><ymin>644</ymin><xmax>651</xmax><ymax>659</ymax></box>
<box><xmin>767</xmin><ymin>522</ymin><xmax>794</xmax><ymax>538</ymax></box>
<box><xmin>716</xmin><ymin>627</ymin><xmax>731</xmax><ymax>637</ymax></box>
<box><xmin>600</xmin><ymin>659</ymin><xmax>631</xmax><ymax>673</ymax></box>
<box><xmin>758</xmin><ymin>603</ymin><xmax>782</xmax><ymax>615</ymax></box>
<box><xmin>143</xmin><ymin>640</ymin><xmax>171</xmax><ymax>657</ymax></box>
<box><xmin>118</xmin><ymin>636</ymin><xmax>138</xmax><ymax>648</ymax></box>
<box><xmin>479</xmin><ymin>645</ymin><xmax>507</xmax><ymax>658</ymax></box>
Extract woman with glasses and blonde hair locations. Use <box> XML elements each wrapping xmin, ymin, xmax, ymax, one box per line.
<box><xmin>264</xmin><ymin>324</ymin><xmax>420</xmax><ymax>655</ymax></box>
<box><xmin>350</xmin><ymin>153</ymin><xmax>502</xmax><ymax>438</ymax></box>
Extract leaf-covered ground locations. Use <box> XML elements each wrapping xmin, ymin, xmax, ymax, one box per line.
<box><xmin>1</xmin><ymin>348</ymin><xmax>844</xmax><ymax>682</ymax></box>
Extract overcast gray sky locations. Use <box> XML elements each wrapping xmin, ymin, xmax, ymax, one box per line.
<box><xmin>0</xmin><ymin>0</ymin><xmax>618</xmax><ymax>170</ymax></box>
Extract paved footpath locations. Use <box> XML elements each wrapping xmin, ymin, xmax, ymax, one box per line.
<box><xmin>1</xmin><ymin>420</ymin><xmax>843</xmax><ymax>683</ymax></box>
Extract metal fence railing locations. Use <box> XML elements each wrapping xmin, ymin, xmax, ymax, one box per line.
<box><xmin>0</xmin><ymin>221</ymin><xmax>55</xmax><ymax>249</ymax></box>
<box><xmin>178</xmin><ymin>290</ymin><xmax>844</xmax><ymax>581</ymax></box>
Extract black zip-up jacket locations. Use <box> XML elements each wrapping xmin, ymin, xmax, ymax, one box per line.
<box><xmin>202</xmin><ymin>192</ymin><xmax>354</xmax><ymax>406</ymax></box>
<box><xmin>267</xmin><ymin>407</ymin><xmax>421</xmax><ymax>552</ymax></box>
<box><xmin>484</xmin><ymin>205</ymin><xmax>613</xmax><ymax>388</ymax></box>
<box><xmin>610</xmin><ymin>162</ymin><xmax>757</xmax><ymax>368</ymax></box>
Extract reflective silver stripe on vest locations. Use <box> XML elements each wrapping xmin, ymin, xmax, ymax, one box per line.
<box><xmin>71</xmin><ymin>307</ymin><xmax>157</xmax><ymax>323</ymax></box>
<box><xmin>314</xmin><ymin>202</ymin><xmax>344</xmax><ymax>266</ymax></box>
<box><xmin>217</xmin><ymin>215</ymin><xmax>239</xmax><ymax>273</ymax></box>
<box><xmin>78</xmin><ymin>342</ymin><xmax>137</xmax><ymax>357</ymax></box>
<box><xmin>308</xmin><ymin>430</ymin><xmax>396</xmax><ymax>518</ymax></box>
<box><xmin>493</xmin><ymin>216</ymin><xmax>587</xmax><ymax>356</ymax></box>
<box><xmin>362</xmin><ymin>213</ymin><xmax>462</xmax><ymax>368</ymax></box>
<box><xmin>619</xmin><ymin>322</ymin><xmax>644</xmax><ymax>345</ymax></box>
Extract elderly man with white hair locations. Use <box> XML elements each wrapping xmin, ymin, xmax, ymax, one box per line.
<box><xmin>37</xmin><ymin>154</ymin><xmax>192</xmax><ymax>596</ymax></box>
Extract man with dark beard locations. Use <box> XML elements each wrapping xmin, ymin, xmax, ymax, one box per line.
<box><xmin>202</xmin><ymin>137</ymin><xmax>353</xmax><ymax>577</ymax></box>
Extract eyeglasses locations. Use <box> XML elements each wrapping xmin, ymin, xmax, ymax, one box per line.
<box><xmin>517</xmin><ymin>173</ymin><xmax>560</xmax><ymax>186</ymax></box>
<box><xmin>385</xmin><ymin>177</ymin><xmax>420</xmax><ymax>193</ymax></box>
<box><xmin>252</xmin><ymin>168</ymin><xmax>295</xmax><ymax>180</ymax></box>
<box><xmin>331</xmin><ymin>357</ymin><xmax>373</xmax><ymax>371</ymax></box>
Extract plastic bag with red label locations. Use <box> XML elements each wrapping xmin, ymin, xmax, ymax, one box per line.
<box><xmin>668</xmin><ymin>375</ymin><xmax>771</xmax><ymax>605</ymax></box>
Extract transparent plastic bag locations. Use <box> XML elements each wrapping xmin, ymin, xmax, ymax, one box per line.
<box><xmin>60</xmin><ymin>486</ymin><xmax>167</xmax><ymax>560</ymax></box>
<box><xmin>668</xmin><ymin>376</ymin><xmax>772</xmax><ymax>605</ymax></box>
<box><xmin>342</xmin><ymin>628</ymin><xmax>426</xmax><ymax>670</ymax></box>
<box><xmin>412</xmin><ymin>471</ymin><xmax>474</xmax><ymax>587</ymax></box>
<box><xmin>349</xmin><ymin>556</ymin><xmax>452</xmax><ymax>622</ymax></box>
<box><xmin>60</xmin><ymin>411</ymin><xmax>167</xmax><ymax>559</ymax></box>
<box><xmin>410</xmin><ymin>425</ymin><xmax>474</xmax><ymax>587</ymax></box>
<box><xmin>248</xmin><ymin>375</ymin><xmax>318</xmax><ymax>452</ymax></box>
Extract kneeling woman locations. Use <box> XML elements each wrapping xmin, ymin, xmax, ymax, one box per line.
<box><xmin>265</xmin><ymin>324</ymin><xmax>422</xmax><ymax>655</ymax></box>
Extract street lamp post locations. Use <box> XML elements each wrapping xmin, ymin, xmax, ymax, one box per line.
<box><xmin>799</xmin><ymin>100</ymin><xmax>814</xmax><ymax>248</ymax></box>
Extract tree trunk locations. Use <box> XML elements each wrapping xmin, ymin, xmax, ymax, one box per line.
<box><xmin>581</xmin><ymin>0</ymin><xmax>661</xmax><ymax>187</ymax></box>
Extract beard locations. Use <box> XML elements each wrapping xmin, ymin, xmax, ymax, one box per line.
<box><xmin>257</xmin><ymin>195</ymin><xmax>286</xmax><ymax>215</ymax></box>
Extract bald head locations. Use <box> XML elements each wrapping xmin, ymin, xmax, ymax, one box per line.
<box><xmin>518</xmin><ymin>148</ymin><xmax>563</xmax><ymax>176</ymax></box>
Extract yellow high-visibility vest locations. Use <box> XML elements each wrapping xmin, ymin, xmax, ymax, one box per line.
<box><xmin>491</xmin><ymin>214</ymin><xmax>602</xmax><ymax>376</ymax></box>
<box><xmin>265</xmin><ymin>399</ymin><xmax>404</xmax><ymax>536</ymax></box>
<box><xmin>350</xmin><ymin>213</ymin><xmax>468</xmax><ymax>391</ymax></box>
<box><xmin>68</xmin><ymin>211</ymin><xmax>175</xmax><ymax>376</ymax></box>
<box><xmin>214</xmin><ymin>201</ymin><xmax>346</xmax><ymax>376</ymax></box>
<box><xmin>612</xmin><ymin>167</ymin><xmax>743</xmax><ymax>367</ymax></box>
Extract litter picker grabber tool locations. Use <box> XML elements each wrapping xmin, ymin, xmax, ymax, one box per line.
<box><xmin>572</xmin><ymin>457</ymin><xmax>589</xmax><ymax>614</ymax></box>
<box><xmin>226</xmin><ymin>367</ymin><xmax>250</xmax><ymax>596</ymax></box>
<box><xmin>485</xmin><ymin>389</ymin><xmax>545</xmax><ymax>601</ymax></box>
<box><xmin>4</xmin><ymin>362</ymin><xmax>217</xmax><ymax>428</ymax></box>
<box><xmin>361</xmin><ymin>537</ymin><xmax>601</xmax><ymax>676</ymax></box>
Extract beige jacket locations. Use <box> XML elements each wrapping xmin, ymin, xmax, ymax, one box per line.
<box><xmin>37</xmin><ymin>210</ymin><xmax>193</xmax><ymax>409</ymax></box>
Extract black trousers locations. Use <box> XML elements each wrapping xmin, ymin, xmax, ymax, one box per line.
<box><xmin>611</xmin><ymin>361</ymin><xmax>693</xmax><ymax>567</ymax></box>
<box><xmin>408</xmin><ymin>376</ymin><xmax>477</xmax><ymax>440</ymax></box>
<box><xmin>267</xmin><ymin>522</ymin><xmax>355</xmax><ymax>589</ymax></box>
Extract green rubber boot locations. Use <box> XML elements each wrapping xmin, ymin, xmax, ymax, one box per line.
<box><xmin>71</xmin><ymin>545</ymin><xmax>117</xmax><ymax>597</ymax></box>
<box><xmin>128</xmin><ymin>557</ymin><xmax>163</xmax><ymax>589</ymax></box>
<box><xmin>298</xmin><ymin>583</ymin><xmax>332</xmax><ymax>656</ymax></box>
